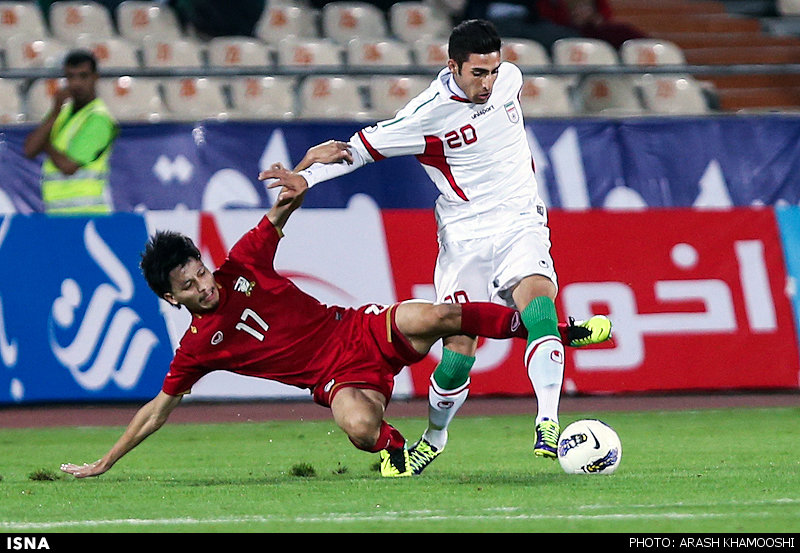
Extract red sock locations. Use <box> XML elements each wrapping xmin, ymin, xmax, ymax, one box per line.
<box><xmin>460</xmin><ymin>302</ymin><xmax>528</xmax><ymax>339</ymax></box>
<box><xmin>558</xmin><ymin>322</ymin><xmax>569</xmax><ymax>344</ymax></box>
<box><xmin>351</xmin><ymin>421</ymin><xmax>406</xmax><ymax>453</ymax></box>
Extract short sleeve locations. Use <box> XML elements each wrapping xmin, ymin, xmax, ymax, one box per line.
<box><xmin>224</xmin><ymin>215</ymin><xmax>282</xmax><ymax>271</ymax></box>
<box><xmin>162</xmin><ymin>348</ymin><xmax>209</xmax><ymax>396</ymax></box>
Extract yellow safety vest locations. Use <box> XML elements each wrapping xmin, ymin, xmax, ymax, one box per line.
<box><xmin>42</xmin><ymin>98</ymin><xmax>117</xmax><ymax>215</ymax></box>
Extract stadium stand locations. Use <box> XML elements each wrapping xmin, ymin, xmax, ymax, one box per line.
<box><xmin>638</xmin><ymin>74</ymin><xmax>711</xmax><ymax>114</ymax></box>
<box><xmin>368</xmin><ymin>73</ymin><xmax>428</xmax><ymax>118</ymax></box>
<box><xmin>115</xmin><ymin>0</ymin><xmax>183</xmax><ymax>42</ymax></box>
<box><xmin>48</xmin><ymin>1</ymin><xmax>116</xmax><ymax>41</ymax></box>
<box><xmin>25</xmin><ymin>76</ymin><xmax>62</xmax><ymax>120</ymax></box>
<box><xmin>2</xmin><ymin>0</ymin><xmax>800</xmax><ymax>121</ymax></box>
<box><xmin>276</xmin><ymin>37</ymin><xmax>344</xmax><ymax>67</ymax></box>
<box><xmin>346</xmin><ymin>37</ymin><xmax>413</xmax><ymax>67</ymax></box>
<box><xmin>73</xmin><ymin>35</ymin><xmax>140</xmax><ymax>70</ymax></box>
<box><xmin>298</xmin><ymin>74</ymin><xmax>373</xmax><ymax>120</ymax></box>
<box><xmin>619</xmin><ymin>38</ymin><xmax>687</xmax><ymax>66</ymax></box>
<box><xmin>609</xmin><ymin>0</ymin><xmax>800</xmax><ymax>111</ymax></box>
<box><xmin>0</xmin><ymin>76</ymin><xmax>24</xmax><ymax>123</ymax></box>
<box><xmin>253</xmin><ymin>2</ymin><xmax>319</xmax><ymax>45</ymax></box>
<box><xmin>518</xmin><ymin>75</ymin><xmax>574</xmax><ymax>116</ymax></box>
<box><xmin>410</xmin><ymin>36</ymin><xmax>448</xmax><ymax>69</ymax></box>
<box><xmin>0</xmin><ymin>2</ymin><xmax>48</xmax><ymax>41</ymax></box>
<box><xmin>575</xmin><ymin>74</ymin><xmax>644</xmax><ymax>115</ymax></box>
<box><xmin>4</xmin><ymin>35</ymin><xmax>67</xmax><ymax>69</ymax></box>
<box><xmin>388</xmin><ymin>1</ymin><xmax>449</xmax><ymax>42</ymax></box>
<box><xmin>207</xmin><ymin>36</ymin><xmax>274</xmax><ymax>69</ymax></box>
<box><xmin>501</xmin><ymin>38</ymin><xmax>551</xmax><ymax>67</ymax></box>
<box><xmin>552</xmin><ymin>37</ymin><xmax>619</xmax><ymax>89</ymax></box>
<box><xmin>227</xmin><ymin>75</ymin><xmax>297</xmax><ymax>120</ymax></box>
<box><xmin>140</xmin><ymin>36</ymin><xmax>205</xmax><ymax>68</ymax></box>
<box><xmin>552</xmin><ymin>37</ymin><xmax>620</xmax><ymax>66</ymax></box>
<box><xmin>161</xmin><ymin>76</ymin><xmax>229</xmax><ymax>121</ymax></box>
<box><xmin>97</xmin><ymin>75</ymin><xmax>166</xmax><ymax>122</ymax></box>
<box><xmin>321</xmin><ymin>1</ymin><xmax>389</xmax><ymax>43</ymax></box>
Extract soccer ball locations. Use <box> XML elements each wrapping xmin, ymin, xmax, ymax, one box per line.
<box><xmin>557</xmin><ymin>419</ymin><xmax>622</xmax><ymax>474</ymax></box>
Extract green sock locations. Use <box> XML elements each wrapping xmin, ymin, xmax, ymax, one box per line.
<box><xmin>521</xmin><ymin>296</ymin><xmax>559</xmax><ymax>344</ymax></box>
<box><xmin>432</xmin><ymin>348</ymin><xmax>475</xmax><ymax>390</ymax></box>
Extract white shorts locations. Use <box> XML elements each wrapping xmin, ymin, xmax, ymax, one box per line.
<box><xmin>433</xmin><ymin>224</ymin><xmax>558</xmax><ymax>308</ymax></box>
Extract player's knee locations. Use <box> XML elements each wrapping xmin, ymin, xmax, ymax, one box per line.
<box><xmin>340</xmin><ymin>412</ymin><xmax>381</xmax><ymax>450</ymax></box>
<box><xmin>429</xmin><ymin>303</ymin><xmax>461</xmax><ymax>332</ymax></box>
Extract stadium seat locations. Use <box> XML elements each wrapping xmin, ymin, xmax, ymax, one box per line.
<box><xmin>116</xmin><ymin>1</ymin><xmax>183</xmax><ymax>42</ymax></box>
<box><xmin>369</xmin><ymin>74</ymin><xmax>429</xmax><ymax>119</ymax></box>
<box><xmin>161</xmin><ymin>77</ymin><xmax>229</xmax><ymax>121</ymax></box>
<box><xmin>97</xmin><ymin>76</ymin><xmax>166</xmax><ymax>122</ymax></box>
<box><xmin>389</xmin><ymin>2</ymin><xmax>449</xmax><ymax>43</ymax></box>
<box><xmin>778</xmin><ymin>0</ymin><xmax>800</xmax><ymax>15</ymax></box>
<box><xmin>0</xmin><ymin>77</ymin><xmax>25</xmax><ymax>123</ymax></box>
<box><xmin>298</xmin><ymin>75</ymin><xmax>372</xmax><ymax>120</ymax></box>
<box><xmin>4</xmin><ymin>35</ymin><xmax>68</xmax><ymax>69</ymax></box>
<box><xmin>276</xmin><ymin>37</ymin><xmax>343</xmax><ymax>67</ymax></box>
<box><xmin>638</xmin><ymin>74</ymin><xmax>710</xmax><ymax>115</ymax></box>
<box><xmin>0</xmin><ymin>2</ymin><xmax>48</xmax><ymax>42</ymax></box>
<box><xmin>253</xmin><ymin>2</ymin><xmax>318</xmax><ymax>45</ymax></box>
<box><xmin>141</xmin><ymin>36</ymin><xmax>204</xmax><ymax>68</ymax></box>
<box><xmin>501</xmin><ymin>39</ymin><xmax>550</xmax><ymax>67</ymax></box>
<box><xmin>575</xmin><ymin>75</ymin><xmax>644</xmax><ymax>115</ymax></box>
<box><xmin>74</xmin><ymin>35</ymin><xmax>140</xmax><ymax>70</ymax></box>
<box><xmin>552</xmin><ymin>38</ymin><xmax>619</xmax><ymax>66</ymax></box>
<box><xmin>25</xmin><ymin>77</ymin><xmax>63</xmax><ymax>121</ymax></box>
<box><xmin>518</xmin><ymin>75</ymin><xmax>574</xmax><ymax>116</ymax></box>
<box><xmin>49</xmin><ymin>1</ymin><xmax>116</xmax><ymax>42</ymax></box>
<box><xmin>411</xmin><ymin>37</ymin><xmax>448</xmax><ymax>69</ymax></box>
<box><xmin>321</xmin><ymin>2</ymin><xmax>387</xmax><ymax>44</ymax></box>
<box><xmin>620</xmin><ymin>39</ymin><xmax>686</xmax><ymax>67</ymax></box>
<box><xmin>207</xmin><ymin>36</ymin><xmax>273</xmax><ymax>69</ymax></box>
<box><xmin>228</xmin><ymin>76</ymin><xmax>296</xmax><ymax>120</ymax></box>
<box><xmin>346</xmin><ymin>38</ymin><xmax>412</xmax><ymax>67</ymax></box>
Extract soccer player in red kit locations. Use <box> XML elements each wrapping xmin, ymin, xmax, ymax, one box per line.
<box><xmin>60</xmin><ymin>166</ymin><xmax>529</xmax><ymax>478</ymax></box>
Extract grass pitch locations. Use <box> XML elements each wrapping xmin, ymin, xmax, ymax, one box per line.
<box><xmin>0</xmin><ymin>405</ymin><xmax>798</xmax><ymax>534</ymax></box>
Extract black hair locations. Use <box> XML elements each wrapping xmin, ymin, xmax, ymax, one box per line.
<box><xmin>140</xmin><ymin>231</ymin><xmax>202</xmax><ymax>301</ymax></box>
<box><xmin>63</xmin><ymin>49</ymin><xmax>98</xmax><ymax>73</ymax></box>
<box><xmin>448</xmin><ymin>19</ymin><xmax>502</xmax><ymax>69</ymax></box>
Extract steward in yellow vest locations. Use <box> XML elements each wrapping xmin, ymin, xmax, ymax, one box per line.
<box><xmin>24</xmin><ymin>50</ymin><xmax>118</xmax><ymax>215</ymax></box>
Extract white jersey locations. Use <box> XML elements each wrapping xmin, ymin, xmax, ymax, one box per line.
<box><xmin>300</xmin><ymin>62</ymin><xmax>547</xmax><ymax>244</ymax></box>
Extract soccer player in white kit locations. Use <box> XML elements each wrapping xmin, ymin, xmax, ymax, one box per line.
<box><xmin>270</xmin><ymin>19</ymin><xmax>611</xmax><ymax>475</ymax></box>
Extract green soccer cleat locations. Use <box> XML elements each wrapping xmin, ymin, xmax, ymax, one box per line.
<box><xmin>408</xmin><ymin>438</ymin><xmax>443</xmax><ymax>475</ymax></box>
<box><xmin>565</xmin><ymin>315</ymin><xmax>612</xmax><ymax>347</ymax></box>
<box><xmin>380</xmin><ymin>446</ymin><xmax>412</xmax><ymax>477</ymax></box>
<box><xmin>534</xmin><ymin>418</ymin><xmax>560</xmax><ymax>459</ymax></box>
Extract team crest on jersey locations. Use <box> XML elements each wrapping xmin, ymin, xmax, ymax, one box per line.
<box><xmin>234</xmin><ymin>276</ymin><xmax>255</xmax><ymax>296</ymax></box>
<box><xmin>504</xmin><ymin>101</ymin><xmax>520</xmax><ymax>124</ymax></box>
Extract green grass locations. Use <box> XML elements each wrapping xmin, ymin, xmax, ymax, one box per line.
<box><xmin>1</xmin><ymin>406</ymin><xmax>799</xmax><ymax>533</ymax></box>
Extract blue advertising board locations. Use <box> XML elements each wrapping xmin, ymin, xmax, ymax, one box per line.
<box><xmin>2</xmin><ymin>114</ymin><xmax>800</xmax><ymax>213</ymax></box>
<box><xmin>776</xmin><ymin>206</ymin><xmax>800</xmax><ymax>347</ymax></box>
<box><xmin>0</xmin><ymin>214</ymin><xmax>175</xmax><ymax>403</ymax></box>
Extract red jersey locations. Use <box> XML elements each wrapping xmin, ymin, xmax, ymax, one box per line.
<box><xmin>163</xmin><ymin>216</ymin><xmax>353</xmax><ymax>396</ymax></box>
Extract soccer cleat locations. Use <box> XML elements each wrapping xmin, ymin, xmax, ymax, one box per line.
<box><xmin>564</xmin><ymin>315</ymin><xmax>612</xmax><ymax>347</ymax></box>
<box><xmin>534</xmin><ymin>418</ymin><xmax>560</xmax><ymax>459</ymax></box>
<box><xmin>380</xmin><ymin>446</ymin><xmax>412</xmax><ymax>477</ymax></box>
<box><xmin>408</xmin><ymin>438</ymin><xmax>442</xmax><ymax>475</ymax></box>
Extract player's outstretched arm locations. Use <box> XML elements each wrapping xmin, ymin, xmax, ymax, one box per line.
<box><xmin>60</xmin><ymin>391</ymin><xmax>182</xmax><ymax>478</ymax></box>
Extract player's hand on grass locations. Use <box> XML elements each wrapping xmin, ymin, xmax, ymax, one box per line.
<box><xmin>60</xmin><ymin>460</ymin><xmax>108</xmax><ymax>478</ymax></box>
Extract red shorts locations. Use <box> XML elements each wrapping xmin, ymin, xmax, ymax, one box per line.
<box><xmin>311</xmin><ymin>303</ymin><xmax>426</xmax><ymax>407</ymax></box>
